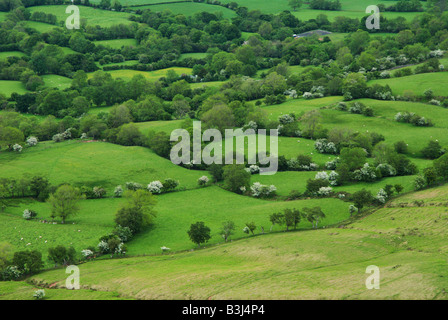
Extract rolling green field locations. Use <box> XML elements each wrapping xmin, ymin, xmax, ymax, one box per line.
<box><xmin>0</xmin><ymin>81</ymin><xmax>28</xmax><ymax>97</ymax></box>
<box><xmin>139</xmin><ymin>2</ymin><xmax>237</xmax><ymax>19</ymax></box>
<box><xmin>28</xmin><ymin>5</ymin><xmax>134</xmax><ymax>27</ymax></box>
<box><xmin>370</xmin><ymin>72</ymin><xmax>448</xmax><ymax>97</ymax></box>
<box><xmin>94</xmin><ymin>39</ymin><xmax>138</xmax><ymax>49</ymax></box>
<box><xmin>0</xmin><ymin>140</ymin><xmax>205</xmax><ymax>192</ymax></box>
<box><xmin>3</xmin><ymin>184</ymin><xmax>448</xmax><ymax>300</ymax></box>
<box><xmin>0</xmin><ymin>51</ymin><xmax>26</xmax><ymax>61</ymax></box>
<box><xmin>87</xmin><ymin>67</ymin><xmax>192</xmax><ymax>80</ymax></box>
<box><xmin>1</xmin><ymin>0</ymin><xmax>448</xmax><ymax>301</ymax></box>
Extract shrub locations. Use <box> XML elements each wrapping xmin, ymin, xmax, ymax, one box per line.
<box><xmin>114</xmin><ymin>185</ymin><xmax>123</xmax><ymax>197</ymax></box>
<box><xmin>26</xmin><ymin>136</ymin><xmax>38</xmax><ymax>147</ymax></box>
<box><xmin>414</xmin><ymin>175</ymin><xmax>426</xmax><ymax>190</ymax></box>
<box><xmin>22</xmin><ymin>209</ymin><xmax>37</xmax><ymax>220</ymax></box>
<box><xmin>353</xmin><ymin>163</ymin><xmax>379</xmax><ymax>182</ymax></box>
<box><xmin>314</xmin><ymin>139</ymin><xmax>338</xmax><ymax>154</ymax></box>
<box><xmin>147</xmin><ymin>181</ymin><xmax>164</xmax><ymax>194</ymax></box>
<box><xmin>394</xmin><ymin>141</ymin><xmax>408</xmax><ymax>154</ymax></box>
<box><xmin>375</xmin><ymin>188</ymin><xmax>388</xmax><ymax>204</ymax></box>
<box><xmin>250</xmin><ymin>182</ymin><xmax>277</xmax><ymax>198</ymax></box>
<box><xmin>13</xmin><ymin>144</ymin><xmax>22</xmax><ymax>152</ymax></box>
<box><xmin>198</xmin><ymin>176</ymin><xmax>209</xmax><ymax>186</ymax></box>
<box><xmin>162</xmin><ymin>178</ymin><xmax>179</xmax><ymax>192</ymax></box>
<box><xmin>92</xmin><ymin>186</ymin><xmax>106</xmax><ymax>198</ymax></box>
<box><xmin>317</xmin><ymin>186</ymin><xmax>333</xmax><ymax>197</ymax></box>
<box><xmin>33</xmin><ymin>289</ymin><xmax>45</xmax><ymax>300</ymax></box>
<box><xmin>421</xmin><ymin>140</ymin><xmax>445</xmax><ymax>159</ymax></box>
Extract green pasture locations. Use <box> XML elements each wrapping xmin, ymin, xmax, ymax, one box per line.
<box><xmin>94</xmin><ymin>39</ymin><xmax>138</xmax><ymax>49</ymax></box>
<box><xmin>87</xmin><ymin>67</ymin><xmax>192</xmax><ymax>81</ymax></box>
<box><xmin>139</xmin><ymin>2</ymin><xmax>236</xmax><ymax>18</ymax></box>
<box><xmin>0</xmin><ymin>140</ymin><xmax>207</xmax><ymax>192</ymax></box>
<box><xmin>14</xmin><ymin>184</ymin><xmax>448</xmax><ymax>300</ymax></box>
<box><xmin>370</xmin><ymin>72</ymin><xmax>448</xmax><ymax>97</ymax></box>
<box><xmin>28</xmin><ymin>5</ymin><xmax>134</xmax><ymax>27</ymax></box>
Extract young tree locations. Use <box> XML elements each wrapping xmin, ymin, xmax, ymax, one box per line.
<box><xmin>283</xmin><ymin>208</ymin><xmax>301</xmax><ymax>231</ymax></box>
<box><xmin>434</xmin><ymin>153</ymin><xmax>448</xmax><ymax>180</ymax></box>
<box><xmin>223</xmin><ymin>164</ymin><xmax>251</xmax><ymax>193</ymax></box>
<box><xmin>303</xmin><ymin>207</ymin><xmax>326</xmax><ymax>228</ymax></box>
<box><xmin>351</xmin><ymin>189</ymin><xmax>373</xmax><ymax>214</ymax></box>
<box><xmin>220</xmin><ymin>221</ymin><xmax>235</xmax><ymax>242</ymax></box>
<box><xmin>12</xmin><ymin>250</ymin><xmax>43</xmax><ymax>275</ymax></box>
<box><xmin>245</xmin><ymin>222</ymin><xmax>257</xmax><ymax>235</ymax></box>
<box><xmin>47</xmin><ymin>185</ymin><xmax>83</xmax><ymax>223</ymax></box>
<box><xmin>48</xmin><ymin>245</ymin><xmax>77</xmax><ymax>267</ymax></box>
<box><xmin>394</xmin><ymin>184</ymin><xmax>404</xmax><ymax>194</ymax></box>
<box><xmin>187</xmin><ymin>222</ymin><xmax>211</xmax><ymax>247</ymax></box>
<box><xmin>115</xmin><ymin>190</ymin><xmax>157</xmax><ymax>234</ymax></box>
<box><xmin>289</xmin><ymin>0</ymin><xmax>303</xmax><ymax>11</ymax></box>
<box><xmin>301</xmin><ymin>110</ymin><xmax>322</xmax><ymax>140</ymax></box>
<box><xmin>269</xmin><ymin>212</ymin><xmax>284</xmax><ymax>231</ymax></box>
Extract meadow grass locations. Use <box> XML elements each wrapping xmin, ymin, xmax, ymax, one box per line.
<box><xmin>0</xmin><ymin>281</ymin><xmax>124</xmax><ymax>300</ymax></box>
<box><xmin>0</xmin><ymin>51</ymin><xmax>27</xmax><ymax>61</ymax></box>
<box><xmin>18</xmin><ymin>184</ymin><xmax>448</xmax><ymax>300</ymax></box>
<box><xmin>0</xmin><ymin>81</ymin><xmax>28</xmax><ymax>97</ymax></box>
<box><xmin>0</xmin><ymin>140</ymin><xmax>207</xmax><ymax>191</ymax></box>
<box><xmin>22</xmin><ymin>21</ymin><xmax>59</xmax><ymax>33</ymax></box>
<box><xmin>41</xmin><ymin>75</ymin><xmax>72</xmax><ymax>90</ymax></box>
<box><xmin>28</xmin><ymin>5</ymin><xmax>134</xmax><ymax>27</ymax></box>
<box><xmin>319</xmin><ymin>98</ymin><xmax>448</xmax><ymax>155</ymax></box>
<box><xmin>370</xmin><ymin>72</ymin><xmax>448</xmax><ymax>97</ymax></box>
<box><xmin>94</xmin><ymin>39</ymin><xmax>138</xmax><ymax>49</ymax></box>
<box><xmin>178</xmin><ymin>53</ymin><xmax>208</xmax><ymax>61</ymax></box>
<box><xmin>87</xmin><ymin>67</ymin><xmax>192</xmax><ymax>81</ymax></box>
<box><xmin>139</xmin><ymin>2</ymin><xmax>236</xmax><ymax>19</ymax></box>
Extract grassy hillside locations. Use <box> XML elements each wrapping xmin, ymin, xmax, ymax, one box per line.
<box><xmin>370</xmin><ymin>72</ymin><xmax>448</xmax><ymax>97</ymax></box>
<box><xmin>28</xmin><ymin>5</ymin><xmax>134</xmax><ymax>27</ymax></box>
<box><xmin>2</xmin><ymin>184</ymin><xmax>447</xmax><ymax>300</ymax></box>
<box><xmin>0</xmin><ymin>140</ymin><xmax>206</xmax><ymax>191</ymax></box>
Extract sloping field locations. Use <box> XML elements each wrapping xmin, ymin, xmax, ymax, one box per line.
<box><xmin>5</xmin><ymin>184</ymin><xmax>447</xmax><ymax>300</ymax></box>
<box><xmin>28</xmin><ymin>5</ymin><xmax>134</xmax><ymax>27</ymax></box>
<box><xmin>369</xmin><ymin>72</ymin><xmax>448</xmax><ymax>97</ymax></box>
<box><xmin>0</xmin><ymin>140</ymin><xmax>205</xmax><ymax>191</ymax></box>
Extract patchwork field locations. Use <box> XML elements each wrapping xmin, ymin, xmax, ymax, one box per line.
<box><xmin>2</xmin><ymin>185</ymin><xmax>447</xmax><ymax>300</ymax></box>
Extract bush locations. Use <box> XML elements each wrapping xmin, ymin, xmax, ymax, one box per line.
<box><xmin>394</xmin><ymin>141</ymin><xmax>408</xmax><ymax>154</ymax></box>
<box><xmin>250</xmin><ymin>182</ymin><xmax>277</xmax><ymax>198</ymax></box>
<box><xmin>23</xmin><ymin>209</ymin><xmax>37</xmax><ymax>220</ymax></box>
<box><xmin>33</xmin><ymin>289</ymin><xmax>45</xmax><ymax>300</ymax></box>
<box><xmin>147</xmin><ymin>181</ymin><xmax>163</xmax><ymax>194</ymax></box>
<box><xmin>198</xmin><ymin>176</ymin><xmax>209</xmax><ymax>186</ymax></box>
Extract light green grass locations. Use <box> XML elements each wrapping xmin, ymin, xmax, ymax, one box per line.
<box><xmin>0</xmin><ymin>140</ymin><xmax>206</xmax><ymax>191</ymax></box>
<box><xmin>0</xmin><ymin>81</ymin><xmax>28</xmax><ymax>97</ymax></box>
<box><xmin>370</xmin><ymin>72</ymin><xmax>448</xmax><ymax>97</ymax></box>
<box><xmin>263</xmin><ymin>96</ymin><xmax>343</xmax><ymax>120</ymax></box>
<box><xmin>94</xmin><ymin>39</ymin><xmax>138</xmax><ymax>49</ymax></box>
<box><xmin>22</xmin><ymin>21</ymin><xmax>59</xmax><ymax>33</ymax></box>
<box><xmin>0</xmin><ymin>51</ymin><xmax>26</xmax><ymax>61</ymax></box>
<box><xmin>87</xmin><ymin>67</ymin><xmax>192</xmax><ymax>81</ymax></box>
<box><xmin>178</xmin><ymin>52</ymin><xmax>208</xmax><ymax>60</ymax></box>
<box><xmin>139</xmin><ymin>2</ymin><xmax>236</xmax><ymax>19</ymax></box>
<box><xmin>28</xmin><ymin>5</ymin><xmax>134</xmax><ymax>27</ymax></box>
<box><xmin>134</xmin><ymin>119</ymin><xmax>185</xmax><ymax>135</ymax></box>
<box><xmin>41</xmin><ymin>75</ymin><xmax>72</xmax><ymax>90</ymax></box>
<box><xmin>321</xmin><ymin>98</ymin><xmax>448</xmax><ymax>155</ymax></box>
<box><xmin>17</xmin><ymin>184</ymin><xmax>448</xmax><ymax>300</ymax></box>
